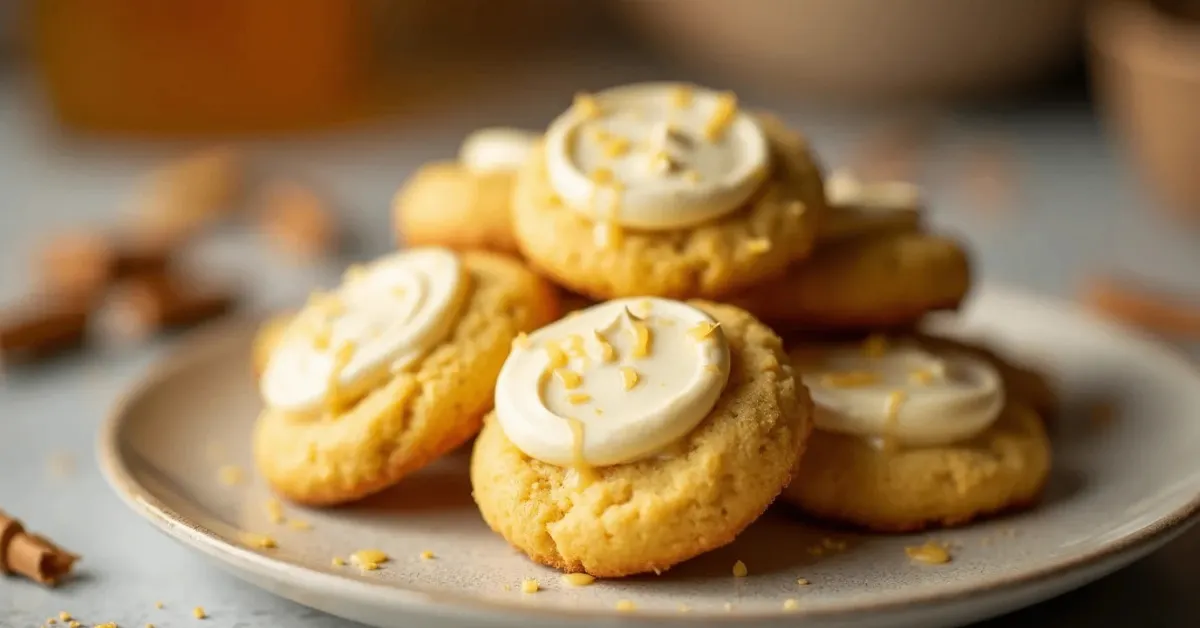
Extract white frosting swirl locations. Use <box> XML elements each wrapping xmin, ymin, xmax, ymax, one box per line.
<box><xmin>542</xmin><ymin>83</ymin><xmax>770</xmax><ymax>230</ymax></box>
<box><xmin>494</xmin><ymin>298</ymin><xmax>730</xmax><ymax>467</ymax></box>
<box><xmin>797</xmin><ymin>341</ymin><xmax>1004</xmax><ymax>447</ymax></box>
<box><xmin>459</xmin><ymin>127</ymin><xmax>539</xmax><ymax>173</ymax></box>
<box><xmin>261</xmin><ymin>248</ymin><xmax>470</xmax><ymax>414</ymax></box>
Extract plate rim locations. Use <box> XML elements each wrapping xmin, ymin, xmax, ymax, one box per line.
<box><xmin>97</xmin><ymin>285</ymin><xmax>1200</xmax><ymax>624</ymax></box>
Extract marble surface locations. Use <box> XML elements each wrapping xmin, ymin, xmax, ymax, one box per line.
<box><xmin>2</xmin><ymin>56</ymin><xmax>1200</xmax><ymax>627</ymax></box>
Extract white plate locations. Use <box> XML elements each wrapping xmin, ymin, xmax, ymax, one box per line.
<box><xmin>99</xmin><ymin>285</ymin><xmax>1200</xmax><ymax>628</ymax></box>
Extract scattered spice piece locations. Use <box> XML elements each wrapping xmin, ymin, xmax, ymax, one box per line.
<box><xmin>561</xmin><ymin>573</ymin><xmax>595</xmax><ymax>587</ymax></box>
<box><xmin>732</xmin><ymin>560</ymin><xmax>748</xmax><ymax>577</ymax></box>
<box><xmin>193</xmin><ymin>606</ymin><xmax>207</xmax><ymax>619</ymax></box>
<box><xmin>905</xmin><ymin>541</ymin><xmax>952</xmax><ymax>565</ymax></box>
<box><xmin>0</xmin><ymin>510</ymin><xmax>79</xmax><ymax>586</ymax></box>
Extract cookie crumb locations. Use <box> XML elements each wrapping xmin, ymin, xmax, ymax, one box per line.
<box><xmin>240</xmin><ymin>532</ymin><xmax>277</xmax><ymax>549</ymax></box>
<box><xmin>193</xmin><ymin>606</ymin><xmax>207</xmax><ymax>619</ymax></box>
<box><xmin>732</xmin><ymin>560</ymin><xmax>748</xmax><ymax>577</ymax></box>
<box><xmin>68</xmin><ymin>622</ymin><xmax>81</xmax><ymax>628</ymax></box>
<box><xmin>331</xmin><ymin>557</ymin><xmax>345</xmax><ymax>567</ymax></box>
<box><xmin>502</xmin><ymin>583</ymin><xmax>512</xmax><ymax>592</ymax></box>
<box><xmin>217</xmin><ymin>465</ymin><xmax>244</xmax><ymax>486</ymax></box>
<box><xmin>561</xmin><ymin>573</ymin><xmax>595</xmax><ymax>587</ymax></box>
<box><xmin>350</xmin><ymin>549</ymin><xmax>389</xmax><ymax>567</ymax></box>
<box><xmin>58</xmin><ymin>613</ymin><xmax>72</xmax><ymax>622</ymax></box>
<box><xmin>615</xmin><ymin>600</ymin><xmax>636</xmax><ymax>612</ymax></box>
<box><xmin>154</xmin><ymin>601</ymin><xmax>164</xmax><ymax>609</ymax></box>
<box><xmin>45</xmin><ymin>618</ymin><xmax>56</xmax><ymax>625</ymax></box>
<box><xmin>783</xmin><ymin>598</ymin><xmax>799</xmax><ymax>611</ymax></box>
<box><xmin>520</xmin><ymin>578</ymin><xmax>539</xmax><ymax>594</ymax></box>
<box><xmin>420</xmin><ymin>550</ymin><xmax>435</xmax><ymax>561</ymax></box>
<box><xmin>905</xmin><ymin>541</ymin><xmax>951</xmax><ymax>565</ymax></box>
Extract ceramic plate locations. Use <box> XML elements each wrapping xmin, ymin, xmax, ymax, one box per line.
<box><xmin>99</xmin><ymin>285</ymin><xmax>1200</xmax><ymax>628</ymax></box>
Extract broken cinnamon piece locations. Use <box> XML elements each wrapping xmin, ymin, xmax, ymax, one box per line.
<box><xmin>257</xmin><ymin>180</ymin><xmax>340</xmax><ymax>260</ymax></box>
<box><xmin>128</xmin><ymin>147</ymin><xmax>245</xmax><ymax>251</ymax></box>
<box><xmin>0</xmin><ymin>298</ymin><xmax>91</xmax><ymax>366</ymax></box>
<box><xmin>102</xmin><ymin>273</ymin><xmax>235</xmax><ymax>342</ymax></box>
<box><xmin>35</xmin><ymin>231</ymin><xmax>172</xmax><ymax>301</ymax></box>
<box><xmin>0</xmin><ymin>510</ymin><xmax>79</xmax><ymax>586</ymax></box>
<box><xmin>1081</xmin><ymin>275</ymin><xmax>1200</xmax><ymax>339</ymax></box>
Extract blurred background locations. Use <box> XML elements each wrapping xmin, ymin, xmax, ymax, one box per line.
<box><xmin>3</xmin><ymin>0</ymin><xmax>1200</xmax><ymax>343</ymax></box>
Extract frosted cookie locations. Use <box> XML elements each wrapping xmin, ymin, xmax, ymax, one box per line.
<box><xmin>511</xmin><ymin>83</ymin><xmax>824</xmax><ymax>300</ymax></box>
<box><xmin>254</xmin><ymin>248</ymin><xmax>558</xmax><ymax>505</ymax></box>
<box><xmin>471</xmin><ymin>298</ymin><xmax>810</xmax><ymax>577</ymax></box>
<box><xmin>731</xmin><ymin>231</ymin><xmax>971</xmax><ymax>330</ymax></box>
<box><xmin>393</xmin><ymin>128</ymin><xmax>538</xmax><ymax>254</ymax></box>
<box><xmin>818</xmin><ymin>170</ymin><xmax>922</xmax><ymax>243</ymax></box>
<box><xmin>782</xmin><ymin>339</ymin><xmax>1051</xmax><ymax>531</ymax></box>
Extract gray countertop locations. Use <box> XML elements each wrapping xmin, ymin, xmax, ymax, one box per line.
<box><xmin>2</xmin><ymin>57</ymin><xmax>1200</xmax><ymax>627</ymax></box>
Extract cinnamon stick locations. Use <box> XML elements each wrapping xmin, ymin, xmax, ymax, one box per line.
<box><xmin>0</xmin><ymin>510</ymin><xmax>79</xmax><ymax>586</ymax></box>
<box><xmin>1082</xmin><ymin>275</ymin><xmax>1200</xmax><ymax>339</ymax></box>
<box><xmin>103</xmin><ymin>273</ymin><xmax>235</xmax><ymax>342</ymax></box>
<box><xmin>0</xmin><ymin>298</ymin><xmax>91</xmax><ymax>365</ymax></box>
<box><xmin>35</xmin><ymin>231</ymin><xmax>171</xmax><ymax>301</ymax></box>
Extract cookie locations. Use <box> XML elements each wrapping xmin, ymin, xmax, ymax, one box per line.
<box><xmin>254</xmin><ymin>248</ymin><xmax>558</xmax><ymax>505</ymax></box>
<box><xmin>817</xmin><ymin>170</ymin><xmax>923</xmax><ymax>243</ymax></box>
<box><xmin>782</xmin><ymin>340</ymin><xmax>1051</xmax><ymax>531</ymax></box>
<box><xmin>393</xmin><ymin>128</ymin><xmax>538</xmax><ymax>254</ymax></box>
<box><xmin>731</xmin><ymin>231</ymin><xmax>971</xmax><ymax>330</ymax></box>
<box><xmin>511</xmin><ymin>84</ymin><xmax>824</xmax><ymax>300</ymax></box>
<box><xmin>471</xmin><ymin>299</ymin><xmax>811</xmax><ymax>577</ymax></box>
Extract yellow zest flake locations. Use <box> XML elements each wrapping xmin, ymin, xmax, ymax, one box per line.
<box><xmin>630</xmin><ymin>321</ymin><xmax>651</xmax><ymax>358</ymax></box>
<box><xmin>745</xmin><ymin>238</ymin><xmax>771</xmax><ymax>254</ymax></box>
<box><xmin>193</xmin><ymin>606</ymin><xmax>207</xmax><ymax>619</ymax></box>
<box><xmin>590</xmin><ymin>166</ymin><xmax>615</xmax><ymax>185</ymax></box>
<box><xmin>561</xmin><ymin>573</ymin><xmax>596</xmax><ymax>587</ymax></box>
<box><xmin>819</xmin><ymin>370</ymin><xmax>880</xmax><ymax>388</ymax></box>
<box><xmin>351</xmin><ymin>549</ymin><xmax>390</xmax><ymax>567</ymax></box>
<box><xmin>565</xmin><ymin>334</ymin><xmax>587</xmax><ymax>358</ymax></box>
<box><xmin>574</xmin><ymin>92</ymin><xmax>601</xmax><ymax>119</ymax></box>
<box><xmin>568</xmin><ymin>393</ymin><xmax>592</xmax><ymax>405</ymax></box>
<box><xmin>512</xmin><ymin>332</ymin><xmax>531</xmax><ymax>350</ymax></box>
<box><xmin>554</xmin><ymin>368</ymin><xmax>582</xmax><ymax>389</ymax></box>
<box><xmin>420</xmin><ymin>550</ymin><xmax>435</xmax><ymax>560</ymax></box>
<box><xmin>683</xmin><ymin>170</ymin><xmax>702</xmax><ymax>183</ymax></box>
<box><xmin>240</xmin><ymin>532</ymin><xmax>277</xmax><ymax>549</ymax></box>
<box><xmin>603</xmin><ymin>136</ymin><xmax>631</xmax><ymax>158</ymax></box>
<box><xmin>326</xmin><ymin>341</ymin><xmax>357</xmax><ymax>413</ymax></box>
<box><xmin>669</xmin><ymin>85</ymin><xmax>694</xmax><ymax>108</ymax></box>
<box><xmin>544</xmin><ymin>341</ymin><xmax>569</xmax><ymax>369</ymax></box>
<box><xmin>593</xmin><ymin>330</ymin><xmax>615</xmax><ymax>362</ymax></box>
<box><xmin>546</xmin><ymin>192</ymin><xmax>563</xmax><ymax>206</ymax></box>
<box><xmin>594</xmin><ymin>408</ymin><xmax>604</xmax><ymax>416</ymax></box>
<box><xmin>862</xmin><ymin>334</ymin><xmax>889</xmax><ymax>358</ymax></box>
<box><xmin>331</xmin><ymin>557</ymin><xmax>345</xmax><ymax>567</ymax></box>
<box><xmin>615</xmin><ymin>600</ymin><xmax>636</xmax><ymax>612</ymax></box>
<box><xmin>905</xmin><ymin>541</ymin><xmax>951</xmax><ymax>565</ymax></box>
<box><xmin>520</xmin><ymin>578</ymin><xmax>540</xmax><ymax>594</ymax></box>
<box><xmin>687</xmin><ymin>321</ymin><xmax>721</xmax><ymax>341</ymax></box>
<box><xmin>217</xmin><ymin>465</ymin><xmax>243</xmax><ymax>486</ymax></box>
<box><xmin>620</xmin><ymin>366</ymin><xmax>640</xmax><ymax>390</ymax></box>
<box><xmin>909</xmin><ymin>369</ymin><xmax>936</xmax><ymax>385</ymax></box>
<box><xmin>703</xmin><ymin>92</ymin><xmax>739</xmax><ymax>141</ymax></box>
<box><xmin>265</xmin><ymin>498</ymin><xmax>285</xmax><ymax>524</ymax></box>
<box><xmin>783</xmin><ymin>599</ymin><xmax>800</xmax><ymax>611</ymax></box>
<box><xmin>310</xmin><ymin>324</ymin><xmax>332</xmax><ymax>351</ymax></box>
<box><xmin>732</xmin><ymin>560</ymin><xmax>748</xmax><ymax>577</ymax></box>
<box><xmin>287</xmin><ymin>519</ymin><xmax>312</xmax><ymax>530</ymax></box>
<box><xmin>649</xmin><ymin>150</ymin><xmax>676</xmax><ymax>174</ymax></box>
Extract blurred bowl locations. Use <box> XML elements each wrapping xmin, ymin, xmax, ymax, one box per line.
<box><xmin>619</xmin><ymin>0</ymin><xmax>1084</xmax><ymax>103</ymax></box>
<box><xmin>1089</xmin><ymin>0</ymin><xmax>1200</xmax><ymax>217</ymax></box>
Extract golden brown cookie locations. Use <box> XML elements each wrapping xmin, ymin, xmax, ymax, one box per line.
<box><xmin>783</xmin><ymin>400</ymin><xmax>1051</xmax><ymax>532</ymax></box>
<box><xmin>731</xmin><ymin>231</ymin><xmax>971</xmax><ymax>330</ymax></box>
<box><xmin>511</xmin><ymin>114</ymin><xmax>824</xmax><ymax>300</ymax></box>
<box><xmin>470</xmin><ymin>301</ymin><xmax>812</xmax><ymax>577</ymax></box>
<box><xmin>254</xmin><ymin>251</ymin><xmax>559</xmax><ymax>505</ymax></box>
<box><xmin>393</xmin><ymin>162</ymin><xmax>520</xmax><ymax>254</ymax></box>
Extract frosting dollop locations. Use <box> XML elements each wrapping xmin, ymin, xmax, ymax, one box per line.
<box><xmin>819</xmin><ymin>170</ymin><xmax>922</xmax><ymax>241</ymax></box>
<box><xmin>796</xmin><ymin>340</ymin><xmax>1004</xmax><ymax>447</ymax></box>
<box><xmin>542</xmin><ymin>83</ymin><xmax>770</xmax><ymax>231</ymax></box>
<box><xmin>261</xmin><ymin>248</ymin><xmax>470</xmax><ymax>414</ymax></box>
<box><xmin>494</xmin><ymin>298</ymin><xmax>730</xmax><ymax>467</ymax></box>
<box><xmin>459</xmin><ymin>128</ymin><xmax>539</xmax><ymax>173</ymax></box>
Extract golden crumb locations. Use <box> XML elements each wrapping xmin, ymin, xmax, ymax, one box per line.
<box><xmin>620</xmin><ymin>366</ymin><xmax>640</xmax><ymax>390</ymax></box>
<box><xmin>909</xmin><ymin>369</ymin><xmax>936</xmax><ymax>385</ymax></box>
<box><xmin>687</xmin><ymin>321</ymin><xmax>721</xmax><ymax>341</ymax></box>
<box><xmin>561</xmin><ymin>573</ymin><xmax>596</xmax><ymax>587</ymax></box>
<box><xmin>193</xmin><ymin>606</ymin><xmax>207</xmax><ymax>619</ymax></box>
<box><xmin>240</xmin><ymin>532</ymin><xmax>277</xmax><ymax>549</ymax></box>
<box><xmin>783</xmin><ymin>599</ymin><xmax>799</xmax><ymax>611</ymax></box>
<box><xmin>574</xmin><ymin>92</ymin><xmax>601</xmax><ymax>119</ymax></box>
<box><xmin>905</xmin><ymin>541</ymin><xmax>951</xmax><ymax>565</ymax></box>
<box><xmin>603</xmin><ymin>136</ymin><xmax>631</xmax><ymax>159</ymax></box>
<box><xmin>669</xmin><ymin>85</ymin><xmax>694</xmax><ymax>108</ymax></box>
<box><xmin>351</xmin><ymin>549</ymin><xmax>389</xmax><ymax>567</ymax></box>
<box><xmin>520</xmin><ymin>578</ymin><xmax>539</xmax><ymax>594</ymax></box>
<box><xmin>154</xmin><ymin>602</ymin><xmax>163</xmax><ymax>609</ymax></box>
<box><xmin>420</xmin><ymin>550</ymin><xmax>435</xmax><ymax>561</ymax></box>
<box><xmin>615</xmin><ymin>600</ymin><xmax>636</xmax><ymax>612</ymax></box>
<box><xmin>554</xmin><ymin>368</ymin><xmax>583</xmax><ymax>389</ymax></box>
<box><xmin>58</xmin><ymin>613</ymin><xmax>72</xmax><ymax>621</ymax></box>
<box><xmin>68</xmin><ymin>622</ymin><xmax>81</xmax><ymax>628</ymax></box>
<box><xmin>331</xmin><ymin>557</ymin><xmax>345</xmax><ymax>567</ymax></box>
<box><xmin>567</xmin><ymin>393</ymin><xmax>592</xmax><ymax>405</ymax></box>
<box><xmin>286</xmin><ymin>519</ymin><xmax>312</xmax><ymax>531</ymax></box>
<box><xmin>732</xmin><ymin>560</ymin><xmax>748</xmax><ymax>577</ymax></box>
<box><xmin>45</xmin><ymin>618</ymin><xmax>56</xmax><ymax>625</ymax></box>
<box><xmin>796</xmin><ymin>577</ymin><xmax>810</xmax><ymax>586</ymax></box>
<box><xmin>703</xmin><ymin>92</ymin><xmax>738</xmax><ymax>141</ymax></box>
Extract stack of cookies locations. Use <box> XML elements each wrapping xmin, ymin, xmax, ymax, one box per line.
<box><xmin>253</xmin><ymin>82</ymin><xmax>1053</xmax><ymax>578</ymax></box>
